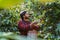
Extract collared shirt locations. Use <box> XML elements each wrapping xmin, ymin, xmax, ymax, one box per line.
<box><xmin>18</xmin><ymin>19</ymin><xmax>40</xmax><ymax>35</ymax></box>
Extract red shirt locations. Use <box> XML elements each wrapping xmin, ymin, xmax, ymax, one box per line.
<box><xmin>18</xmin><ymin>20</ymin><xmax>39</xmax><ymax>35</ymax></box>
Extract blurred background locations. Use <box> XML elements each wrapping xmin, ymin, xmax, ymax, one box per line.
<box><xmin>0</xmin><ymin>0</ymin><xmax>60</xmax><ymax>40</ymax></box>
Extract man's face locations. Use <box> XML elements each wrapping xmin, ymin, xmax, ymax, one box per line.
<box><xmin>24</xmin><ymin>13</ymin><xmax>30</xmax><ymax>19</ymax></box>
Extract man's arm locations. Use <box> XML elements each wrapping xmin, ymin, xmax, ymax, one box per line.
<box><xmin>30</xmin><ymin>22</ymin><xmax>40</xmax><ymax>31</ymax></box>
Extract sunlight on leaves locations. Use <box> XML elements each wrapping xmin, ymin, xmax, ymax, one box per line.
<box><xmin>39</xmin><ymin>0</ymin><xmax>55</xmax><ymax>4</ymax></box>
<box><xmin>0</xmin><ymin>0</ymin><xmax>24</xmax><ymax>8</ymax></box>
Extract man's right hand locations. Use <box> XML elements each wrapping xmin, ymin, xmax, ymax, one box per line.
<box><xmin>30</xmin><ymin>21</ymin><xmax>38</xmax><ymax>27</ymax></box>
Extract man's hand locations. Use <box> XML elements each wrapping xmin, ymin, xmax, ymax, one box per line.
<box><xmin>30</xmin><ymin>21</ymin><xmax>38</xmax><ymax>27</ymax></box>
<box><xmin>30</xmin><ymin>21</ymin><xmax>40</xmax><ymax>31</ymax></box>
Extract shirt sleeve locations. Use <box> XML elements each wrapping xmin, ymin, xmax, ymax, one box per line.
<box><xmin>18</xmin><ymin>21</ymin><xmax>25</xmax><ymax>32</ymax></box>
<box><xmin>30</xmin><ymin>25</ymin><xmax>40</xmax><ymax>31</ymax></box>
<box><xmin>18</xmin><ymin>21</ymin><xmax>31</xmax><ymax>32</ymax></box>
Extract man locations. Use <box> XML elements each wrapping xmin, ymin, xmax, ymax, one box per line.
<box><xmin>18</xmin><ymin>11</ymin><xmax>40</xmax><ymax>35</ymax></box>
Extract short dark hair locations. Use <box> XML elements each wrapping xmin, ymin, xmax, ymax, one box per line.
<box><xmin>20</xmin><ymin>11</ymin><xmax>27</xmax><ymax>20</ymax></box>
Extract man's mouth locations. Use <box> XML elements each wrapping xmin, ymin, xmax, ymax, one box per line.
<box><xmin>25</xmin><ymin>17</ymin><xmax>29</xmax><ymax>19</ymax></box>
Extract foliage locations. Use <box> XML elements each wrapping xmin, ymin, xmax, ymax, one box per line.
<box><xmin>0</xmin><ymin>0</ymin><xmax>24</xmax><ymax>8</ymax></box>
<box><xmin>23</xmin><ymin>0</ymin><xmax>60</xmax><ymax>39</ymax></box>
<box><xmin>0</xmin><ymin>0</ymin><xmax>60</xmax><ymax>40</ymax></box>
<box><xmin>0</xmin><ymin>8</ymin><xmax>20</xmax><ymax>32</ymax></box>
